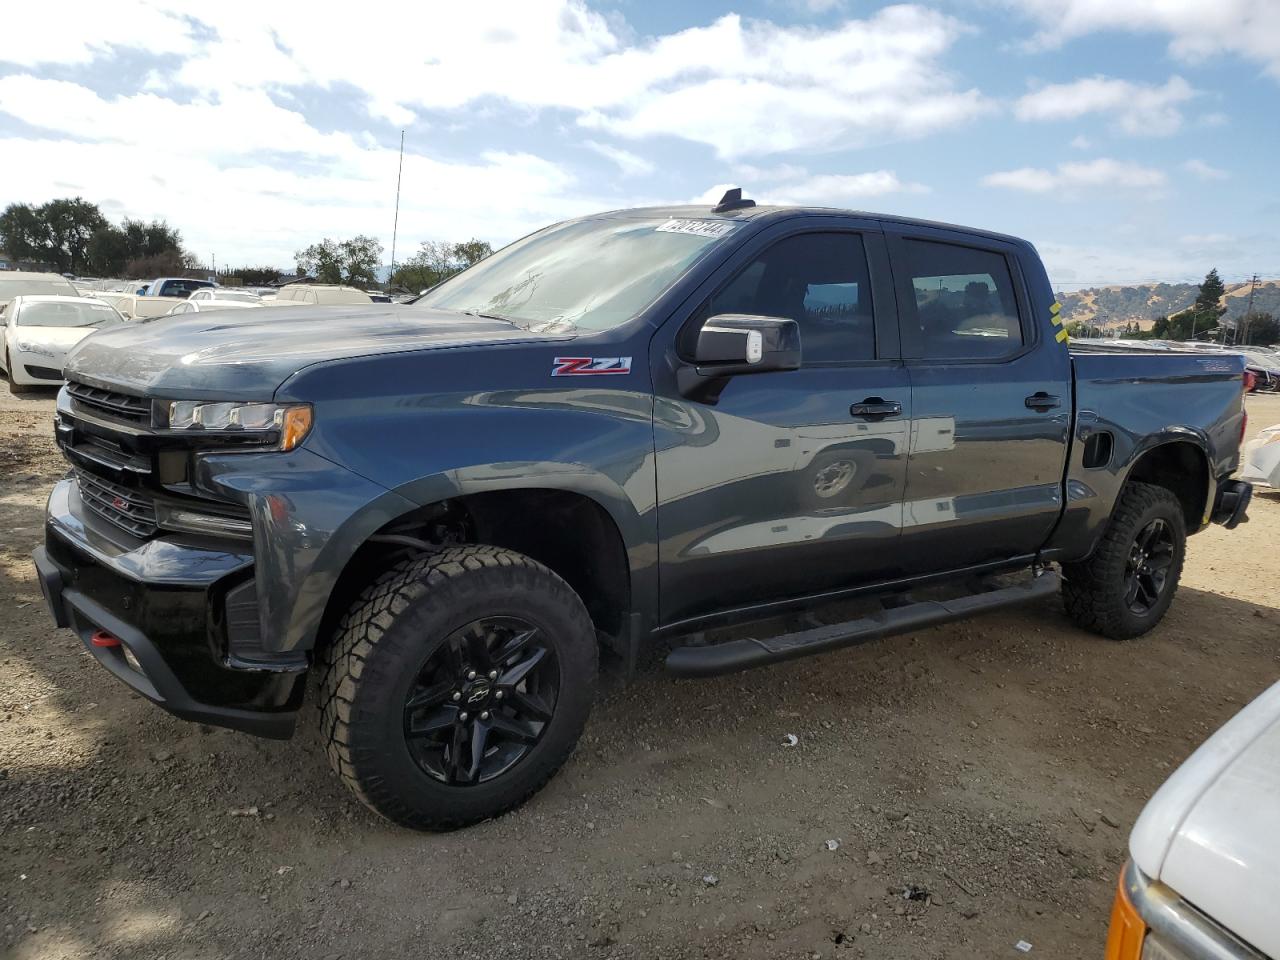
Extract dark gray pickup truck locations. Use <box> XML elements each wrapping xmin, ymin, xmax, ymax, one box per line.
<box><xmin>34</xmin><ymin>193</ymin><xmax>1253</xmax><ymax>829</ymax></box>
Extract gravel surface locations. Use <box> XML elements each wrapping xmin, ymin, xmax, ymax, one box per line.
<box><xmin>2</xmin><ymin>384</ymin><xmax>1278</xmax><ymax>960</ymax></box>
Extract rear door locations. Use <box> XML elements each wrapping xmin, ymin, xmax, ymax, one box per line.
<box><xmin>884</xmin><ymin>226</ymin><xmax>1071</xmax><ymax>573</ymax></box>
<box><xmin>652</xmin><ymin>217</ymin><xmax>911</xmax><ymax>628</ymax></box>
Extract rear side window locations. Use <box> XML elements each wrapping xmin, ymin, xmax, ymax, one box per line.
<box><xmin>696</xmin><ymin>233</ymin><xmax>875</xmax><ymax>364</ymax></box>
<box><xmin>905</xmin><ymin>240</ymin><xmax>1023</xmax><ymax>360</ymax></box>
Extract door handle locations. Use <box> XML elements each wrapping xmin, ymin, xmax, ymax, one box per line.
<box><xmin>850</xmin><ymin>397</ymin><xmax>902</xmax><ymax>419</ymax></box>
<box><xmin>1025</xmin><ymin>392</ymin><xmax>1061</xmax><ymax>411</ymax></box>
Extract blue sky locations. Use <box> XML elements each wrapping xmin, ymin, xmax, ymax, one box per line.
<box><xmin>2</xmin><ymin>0</ymin><xmax>1277</xmax><ymax>287</ymax></box>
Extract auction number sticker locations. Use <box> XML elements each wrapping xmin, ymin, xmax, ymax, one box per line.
<box><xmin>655</xmin><ymin>219</ymin><xmax>740</xmax><ymax>239</ymax></box>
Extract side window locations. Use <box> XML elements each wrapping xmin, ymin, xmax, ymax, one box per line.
<box><xmin>904</xmin><ymin>240</ymin><xmax>1024</xmax><ymax>360</ymax></box>
<box><xmin>696</xmin><ymin>233</ymin><xmax>875</xmax><ymax>364</ymax></box>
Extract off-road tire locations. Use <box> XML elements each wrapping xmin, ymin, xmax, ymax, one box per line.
<box><xmin>318</xmin><ymin>544</ymin><xmax>598</xmax><ymax>830</ymax></box>
<box><xmin>1062</xmin><ymin>482</ymin><xmax>1186</xmax><ymax>640</ymax></box>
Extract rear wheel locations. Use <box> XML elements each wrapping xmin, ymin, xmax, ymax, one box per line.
<box><xmin>318</xmin><ymin>545</ymin><xmax>597</xmax><ymax>830</ymax></box>
<box><xmin>1062</xmin><ymin>482</ymin><xmax>1186</xmax><ymax>640</ymax></box>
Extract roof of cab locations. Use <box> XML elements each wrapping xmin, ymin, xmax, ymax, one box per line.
<box><xmin>601</xmin><ymin>203</ymin><xmax>1027</xmax><ymax>247</ymax></box>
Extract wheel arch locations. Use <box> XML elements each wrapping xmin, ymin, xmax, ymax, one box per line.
<box><xmin>1122</xmin><ymin>435</ymin><xmax>1213</xmax><ymax>532</ymax></box>
<box><xmin>312</xmin><ymin>481</ymin><xmax>648</xmax><ymax>670</ymax></box>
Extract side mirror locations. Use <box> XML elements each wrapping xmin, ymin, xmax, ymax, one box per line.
<box><xmin>677</xmin><ymin>314</ymin><xmax>801</xmax><ymax>401</ymax></box>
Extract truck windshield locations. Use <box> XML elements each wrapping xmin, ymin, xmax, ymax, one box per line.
<box><xmin>417</xmin><ymin>217</ymin><xmax>739</xmax><ymax>332</ymax></box>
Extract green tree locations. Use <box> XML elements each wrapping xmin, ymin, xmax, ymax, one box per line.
<box><xmin>125</xmin><ymin>249</ymin><xmax>192</xmax><ymax>279</ymax></box>
<box><xmin>39</xmin><ymin>197</ymin><xmax>108</xmax><ymax>273</ymax></box>
<box><xmin>391</xmin><ymin>238</ymin><xmax>493</xmax><ymax>292</ymax></box>
<box><xmin>295</xmin><ymin>234</ymin><xmax>384</xmax><ymax>287</ymax></box>
<box><xmin>1175</xmin><ymin>267</ymin><xmax>1228</xmax><ymax>340</ymax></box>
<box><xmin>1239</xmin><ymin>312</ymin><xmax>1280</xmax><ymax>346</ymax></box>
<box><xmin>0</xmin><ymin>202</ymin><xmax>52</xmax><ymax>266</ymax></box>
<box><xmin>1195</xmin><ymin>267</ymin><xmax>1226</xmax><ymax>313</ymax></box>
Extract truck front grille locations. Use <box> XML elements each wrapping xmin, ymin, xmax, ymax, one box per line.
<box><xmin>75</xmin><ymin>469</ymin><xmax>159</xmax><ymax>539</ymax></box>
<box><xmin>67</xmin><ymin>381</ymin><xmax>152</xmax><ymax>426</ymax></box>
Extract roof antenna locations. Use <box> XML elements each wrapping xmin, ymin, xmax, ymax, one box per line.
<box><xmin>711</xmin><ymin>186</ymin><xmax>756</xmax><ymax>214</ymax></box>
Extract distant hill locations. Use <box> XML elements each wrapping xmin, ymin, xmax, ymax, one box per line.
<box><xmin>1056</xmin><ymin>280</ymin><xmax>1280</xmax><ymax>332</ymax></box>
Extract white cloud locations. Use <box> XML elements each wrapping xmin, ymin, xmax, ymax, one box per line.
<box><xmin>0</xmin><ymin>75</ymin><xmax>597</xmax><ymax>266</ymax></box>
<box><xmin>7</xmin><ymin>2</ymin><xmax>991</xmax><ymax>161</ymax></box>
<box><xmin>695</xmin><ymin>168</ymin><xmax>927</xmax><ymax>207</ymax></box>
<box><xmin>983</xmin><ymin>158</ymin><xmax>1167</xmax><ymax>193</ymax></box>
<box><xmin>1014</xmin><ymin>75</ymin><xmax>1195</xmax><ymax>136</ymax></box>
<box><xmin>762</xmin><ymin>171</ymin><xmax>929</xmax><ymax>205</ymax></box>
<box><xmin>1179</xmin><ymin>233</ymin><xmax>1234</xmax><ymax>245</ymax></box>
<box><xmin>1183</xmin><ymin>158</ymin><xmax>1230</xmax><ymax>181</ymax></box>
<box><xmin>999</xmin><ymin>0</ymin><xmax>1280</xmax><ymax>78</ymax></box>
<box><xmin>1069</xmin><ymin>135</ymin><xmax>1092</xmax><ymax>150</ymax></box>
<box><xmin>582</xmin><ymin>141</ymin><xmax>654</xmax><ymax>177</ymax></box>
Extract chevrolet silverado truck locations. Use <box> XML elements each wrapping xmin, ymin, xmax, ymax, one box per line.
<box><xmin>34</xmin><ymin>193</ymin><xmax>1253</xmax><ymax>830</ymax></box>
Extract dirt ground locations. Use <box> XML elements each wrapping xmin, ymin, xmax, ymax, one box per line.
<box><xmin>1</xmin><ymin>385</ymin><xmax>1277</xmax><ymax>960</ymax></box>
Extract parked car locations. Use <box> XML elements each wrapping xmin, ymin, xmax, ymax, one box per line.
<box><xmin>1236</xmin><ymin>349</ymin><xmax>1280</xmax><ymax>392</ymax></box>
<box><xmin>1240</xmin><ymin>422</ymin><xmax>1280</xmax><ymax>491</ymax></box>
<box><xmin>188</xmin><ymin>288</ymin><xmax>262</xmax><ymax>305</ymax></box>
<box><xmin>95</xmin><ymin>293</ymin><xmax>185</xmax><ymax>321</ymax></box>
<box><xmin>0</xmin><ymin>270</ymin><xmax>79</xmax><ymax>310</ymax></box>
<box><xmin>136</xmin><ymin>277</ymin><xmax>215</xmax><ymax>299</ymax></box>
<box><xmin>0</xmin><ymin>295</ymin><xmax>124</xmax><ymax>392</ymax></box>
<box><xmin>165</xmin><ymin>299</ymin><xmax>260</xmax><ymax>316</ymax></box>
<box><xmin>271</xmin><ymin>283</ymin><xmax>373</xmax><ymax>305</ymax></box>
<box><xmin>1106</xmin><ymin>679</ymin><xmax>1280</xmax><ymax>959</ymax></box>
<box><xmin>35</xmin><ymin>197</ymin><xmax>1253</xmax><ymax>830</ymax></box>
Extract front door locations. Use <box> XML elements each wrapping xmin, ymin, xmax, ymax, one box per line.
<box><xmin>652</xmin><ymin>222</ymin><xmax>911</xmax><ymax>629</ymax></box>
<box><xmin>885</xmin><ymin>227</ymin><xmax>1072</xmax><ymax>573</ymax></box>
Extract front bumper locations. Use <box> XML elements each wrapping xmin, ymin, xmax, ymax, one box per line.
<box><xmin>36</xmin><ymin>478</ymin><xmax>305</xmax><ymax>739</ymax></box>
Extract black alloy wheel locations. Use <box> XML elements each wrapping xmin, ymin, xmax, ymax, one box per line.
<box><xmin>1123</xmin><ymin>518</ymin><xmax>1175</xmax><ymax>615</ymax></box>
<box><xmin>403</xmin><ymin>616</ymin><xmax>559</xmax><ymax>785</ymax></box>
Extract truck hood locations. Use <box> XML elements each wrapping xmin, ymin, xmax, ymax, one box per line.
<box><xmin>64</xmin><ymin>304</ymin><xmax>564</xmax><ymax>398</ymax></box>
<box><xmin>1129</xmin><ymin>680</ymin><xmax>1280</xmax><ymax>958</ymax></box>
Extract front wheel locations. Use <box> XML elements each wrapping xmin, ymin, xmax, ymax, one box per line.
<box><xmin>4</xmin><ymin>354</ymin><xmax>32</xmax><ymax>395</ymax></box>
<box><xmin>318</xmin><ymin>545</ymin><xmax>598</xmax><ymax>830</ymax></box>
<box><xmin>1062</xmin><ymin>482</ymin><xmax>1186</xmax><ymax>640</ymax></box>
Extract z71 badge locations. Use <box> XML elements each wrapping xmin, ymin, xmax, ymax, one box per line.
<box><xmin>551</xmin><ymin>357</ymin><xmax>633</xmax><ymax>376</ymax></box>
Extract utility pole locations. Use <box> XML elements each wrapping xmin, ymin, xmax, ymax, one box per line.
<box><xmin>389</xmin><ymin>129</ymin><xmax>405</xmax><ymax>291</ymax></box>
<box><xmin>1240</xmin><ymin>273</ymin><xmax>1260</xmax><ymax>345</ymax></box>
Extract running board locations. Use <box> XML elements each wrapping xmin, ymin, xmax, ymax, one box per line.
<box><xmin>665</xmin><ymin>570</ymin><xmax>1060</xmax><ymax>679</ymax></box>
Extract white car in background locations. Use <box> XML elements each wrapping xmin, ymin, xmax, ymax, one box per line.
<box><xmin>0</xmin><ymin>270</ymin><xmax>80</xmax><ymax>310</ymax></box>
<box><xmin>0</xmin><ymin>295</ymin><xmax>125</xmax><ymax>392</ymax></box>
<box><xmin>1240</xmin><ymin>423</ymin><xmax>1280</xmax><ymax>491</ymax></box>
<box><xmin>271</xmin><ymin>283</ymin><xmax>373</xmax><ymax>305</ymax></box>
<box><xmin>187</xmin><ymin>288</ymin><xmax>262</xmax><ymax>305</ymax></box>
<box><xmin>164</xmin><ymin>299</ymin><xmax>260</xmax><ymax>316</ymax></box>
<box><xmin>1106</xmin><ymin>680</ymin><xmax>1280</xmax><ymax>959</ymax></box>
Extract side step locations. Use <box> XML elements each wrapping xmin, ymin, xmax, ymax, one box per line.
<box><xmin>665</xmin><ymin>570</ymin><xmax>1060</xmax><ymax>679</ymax></box>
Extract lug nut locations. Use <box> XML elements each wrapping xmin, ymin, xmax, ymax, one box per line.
<box><xmin>480</xmin><ymin>711</ymin><xmax>490</xmax><ymax>720</ymax></box>
<box><xmin>452</xmin><ymin>692</ymin><xmax>461</xmax><ymax>701</ymax></box>
<box><xmin>488</xmin><ymin>670</ymin><xmax>498</xmax><ymax>680</ymax></box>
<box><xmin>459</xmin><ymin>712</ymin><xmax>469</xmax><ymax>721</ymax></box>
<box><xmin>467</xmin><ymin>670</ymin><xmax>477</xmax><ymax>681</ymax></box>
<box><xmin>495</xmin><ymin>691</ymin><xmax>504</xmax><ymax>700</ymax></box>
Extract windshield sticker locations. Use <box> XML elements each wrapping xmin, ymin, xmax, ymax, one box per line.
<box><xmin>655</xmin><ymin>219</ymin><xmax>740</xmax><ymax>239</ymax></box>
<box><xmin>552</xmin><ymin>356</ymin><xmax>633</xmax><ymax>376</ymax></box>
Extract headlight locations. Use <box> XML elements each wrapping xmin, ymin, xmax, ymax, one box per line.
<box><xmin>166</xmin><ymin>400</ymin><xmax>313</xmax><ymax>451</ymax></box>
<box><xmin>15</xmin><ymin>342</ymin><xmax>55</xmax><ymax>358</ymax></box>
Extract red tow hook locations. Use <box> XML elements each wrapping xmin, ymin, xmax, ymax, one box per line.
<box><xmin>91</xmin><ymin>630</ymin><xmax>122</xmax><ymax>648</ymax></box>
